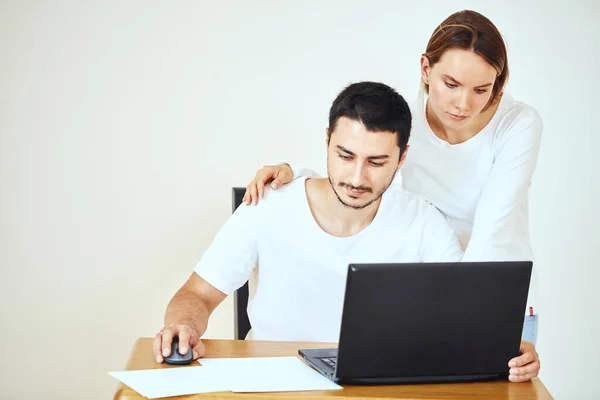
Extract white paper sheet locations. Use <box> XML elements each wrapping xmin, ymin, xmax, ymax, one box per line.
<box><xmin>110</xmin><ymin>356</ymin><xmax>341</xmax><ymax>398</ymax></box>
<box><xmin>109</xmin><ymin>365</ymin><xmax>229</xmax><ymax>399</ymax></box>
<box><xmin>199</xmin><ymin>356</ymin><xmax>342</xmax><ymax>393</ymax></box>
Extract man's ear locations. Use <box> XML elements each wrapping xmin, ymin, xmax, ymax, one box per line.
<box><xmin>396</xmin><ymin>145</ymin><xmax>410</xmax><ymax>172</ymax></box>
<box><xmin>325</xmin><ymin>127</ymin><xmax>330</xmax><ymax>146</ymax></box>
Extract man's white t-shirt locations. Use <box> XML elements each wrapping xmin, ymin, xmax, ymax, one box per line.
<box><xmin>194</xmin><ymin>178</ymin><xmax>462</xmax><ymax>343</ymax></box>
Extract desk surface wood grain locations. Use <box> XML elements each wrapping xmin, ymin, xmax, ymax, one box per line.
<box><xmin>113</xmin><ymin>338</ymin><xmax>553</xmax><ymax>400</ymax></box>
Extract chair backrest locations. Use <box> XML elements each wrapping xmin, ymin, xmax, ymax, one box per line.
<box><xmin>232</xmin><ymin>187</ymin><xmax>251</xmax><ymax>340</ymax></box>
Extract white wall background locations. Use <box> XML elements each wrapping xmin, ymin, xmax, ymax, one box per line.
<box><xmin>1</xmin><ymin>1</ymin><xmax>598</xmax><ymax>399</ymax></box>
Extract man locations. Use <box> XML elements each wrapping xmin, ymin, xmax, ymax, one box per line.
<box><xmin>153</xmin><ymin>81</ymin><xmax>462</xmax><ymax>363</ymax></box>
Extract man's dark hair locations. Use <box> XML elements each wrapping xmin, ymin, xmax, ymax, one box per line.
<box><xmin>328</xmin><ymin>81</ymin><xmax>411</xmax><ymax>157</ymax></box>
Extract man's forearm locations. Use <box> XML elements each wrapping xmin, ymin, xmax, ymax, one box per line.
<box><xmin>164</xmin><ymin>288</ymin><xmax>210</xmax><ymax>337</ymax></box>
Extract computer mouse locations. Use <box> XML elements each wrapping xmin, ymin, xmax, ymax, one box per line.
<box><xmin>164</xmin><ymin>336</ymin><xmax>194</xmax><ymax>365</ymax></box>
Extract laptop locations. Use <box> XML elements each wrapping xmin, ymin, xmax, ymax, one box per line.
<box><xmin>299</xmin><ymin>261</ymin><xmax>532</xmax><ymax>384</ymax></box>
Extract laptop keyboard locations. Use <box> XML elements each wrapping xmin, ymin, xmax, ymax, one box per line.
<box><xmin>319</xmin><ymin>357</ymin><xmax>337</xmax><ymax>368</ymax></box>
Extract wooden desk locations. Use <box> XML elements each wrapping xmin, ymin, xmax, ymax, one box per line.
<box><xmin>114</xmin><ymin>338</ymin><xmax>553</xmax><ymax>400</ymax></box>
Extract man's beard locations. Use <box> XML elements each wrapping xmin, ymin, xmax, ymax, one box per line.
<box><xmin>327</xmin><ymin>171</ymin><xmax>396</xmax><ymax>210</ymax></box>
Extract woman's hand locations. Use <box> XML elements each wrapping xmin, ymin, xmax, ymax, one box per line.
<box><xmin>243</xmin><ymin>164</ymin><xmax>294</xmax><ymax>205</ymax></box>
<box><xmin>507</xmin><ymin>340</ymin><xmax>540</xmax><ymax>382</ymax></box>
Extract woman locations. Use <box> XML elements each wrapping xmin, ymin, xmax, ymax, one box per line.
<box><xmin>242</xmin><ymin>10</ymin><xmax>542</xmax><ymax>382</ymax></box>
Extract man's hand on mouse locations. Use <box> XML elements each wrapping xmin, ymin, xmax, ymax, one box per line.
<box><xmin>153</xmin><ymin>323</ymin><xmax>205</xmax><ymax>363</ymax></box>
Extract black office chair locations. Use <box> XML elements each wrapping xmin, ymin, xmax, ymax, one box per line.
<box><xmin>232</xmin><ymin>187</ymin><xmax>251</xmax><ymax>340</ymax></box>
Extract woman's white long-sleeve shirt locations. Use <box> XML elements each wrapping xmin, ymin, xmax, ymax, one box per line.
<box><xmin>289</xmin><ymin>92</ymin><xmax>543</xmax><ymax>314</ymax></box>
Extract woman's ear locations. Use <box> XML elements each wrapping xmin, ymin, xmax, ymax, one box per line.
<box><xmin>420</xmin><ymin>55</ymin><xmax>431</xmax><ymax>85</ymax></box>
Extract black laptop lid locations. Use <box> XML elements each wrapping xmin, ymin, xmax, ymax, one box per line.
<box><xmin>335</xmin><ymin>261</ymin><xmax>532</xmax><ymax>380</ymax></box>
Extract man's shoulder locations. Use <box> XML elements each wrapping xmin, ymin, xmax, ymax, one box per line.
<box><xmin>382</xmin><ymin>185</ymin><xmax>452</xmax><ymax>230</ymax></box>
<box><xmin>224</xmin><ymin>178</ymin><xmax>307</xmax><ymax>239</ymax></box>
<box><xmin>251</xmin><ymin>177</ymin><xmax>307</xmax><ymax>210</ymax></box>
<box><xmin>384</xmin><ymin>184</ymin><xmax>442</xmax><ymax>216</ymax></box>
<box><xmin>382</xmin><ymin>185</ymin><xmax>460</xmax><ymax>259</ymax></box>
